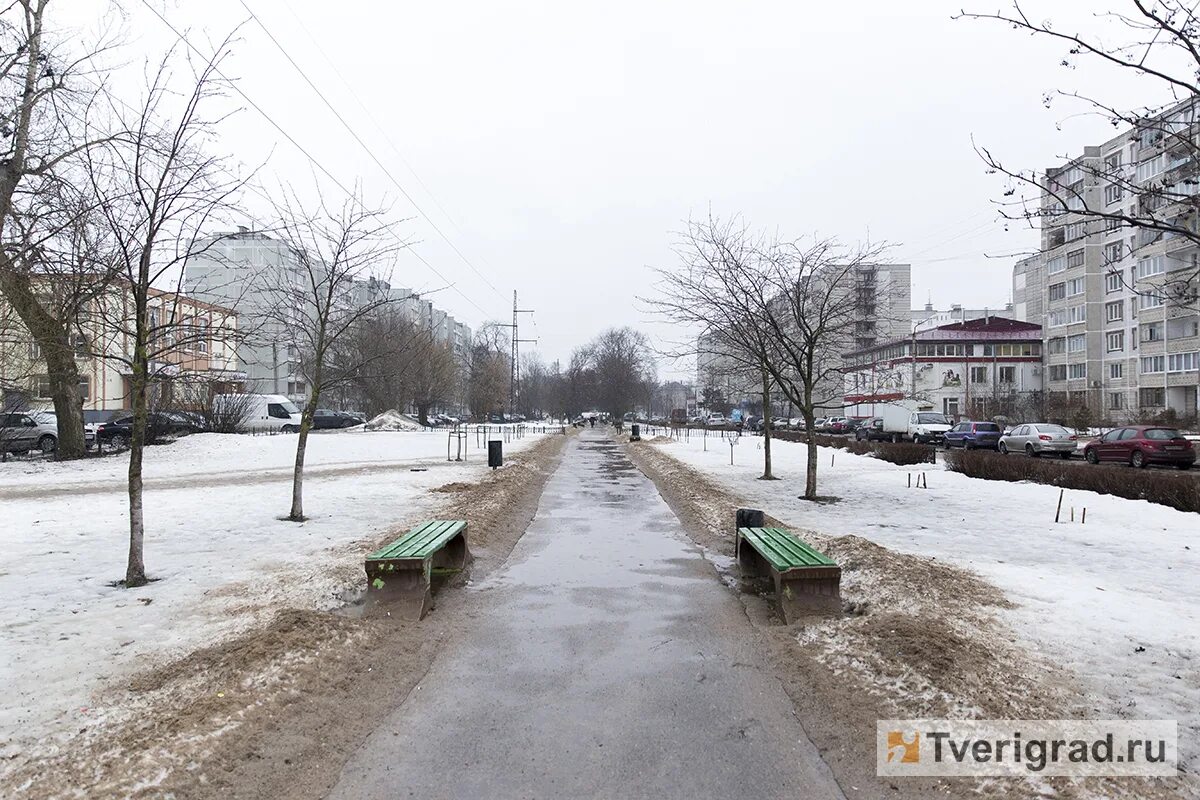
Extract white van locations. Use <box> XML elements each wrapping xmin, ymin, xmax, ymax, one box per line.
<box><xmin>215</xmin><ymin>393</ymin><xmax>303</xmax><ymax>433</ymax></box>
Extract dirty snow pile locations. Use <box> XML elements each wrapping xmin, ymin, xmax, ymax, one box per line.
<box><xmin>0</xmin><ymin>427</ymin><xmax>546</xmax><ymax>763</ymax></box>
<box><xmin>365</xmin><ymin>409</ymin><xmax>423</xmax><ymax>431</ymax></box>
<box><xmin>647</xmin><ymin>433</ymin><xmax>1200</xmax><ymax>767</ymax></box>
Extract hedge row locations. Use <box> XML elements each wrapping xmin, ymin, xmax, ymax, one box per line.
<box><xmin>769</xmin><ymin>431</ymin><xmax>934</xmax><ymax>465</ymax></box>
<box><xmin>943</xmin><ymin>449</ymin><xmax>1199</xmax><ymax>514</ymax></box>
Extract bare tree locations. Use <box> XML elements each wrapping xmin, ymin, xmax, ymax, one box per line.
<box><xmin>580</xmin><ymin>326</ymin><xmax>656</xmax><ymax>420</ymax></box>
<box><xmin>82</xmin><ymin>42</ymin><xmax>246</xmax><ymax>587</ymax></box>
<box><xmin>958</xmin><ymin>1</ymin><xmax>1200</xmax><ymax>313</ymax></box>
<box><xmin>756</xmin><ymin>238</ymin><xmax>894</xmax><ymax>499</ymax></box>
<box><xmin>0</xmin><ymin>0</ymin><xmax>123</xmax><ymax>459</ymax></box>
<box><xmin>647</xmin><ymin>215</ymin><xmax>782</xmax><ymax>479</ymax></box>
<box><xmin>467</xmin><ymin>322</ymin><xmax>509</xmax><ymax>419</ymax></box>
<box><xmin>263</xmin><ymin>190</ymin><xmax>407</xmax><ymax>521</ymax></box>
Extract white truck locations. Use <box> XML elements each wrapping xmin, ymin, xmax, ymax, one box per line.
<box><xmin>215</xmin><ymin>393</ymin><xmax>303</xmax><ymax>433</ymax></box>
<box><xmin>879</xmin><ymin>402</ymin><xmax>951</xmax><ymax>444</ymax></box>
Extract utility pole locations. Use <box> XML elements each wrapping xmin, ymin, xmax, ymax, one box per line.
<box><xmin>504</xmin><ymin>290</ymin><xmax>536</xmax><ymax>416</ymax></box>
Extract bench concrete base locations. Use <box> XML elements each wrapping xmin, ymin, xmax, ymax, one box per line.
<box><xmin>365</xmin><ymin>528</ymin><xmax>471</xmax><ymax>620</ymax></box>
<box><xmin>736</xmin><ymin>539</ymin><xmax>841</xmax><ymax>623</ymax></box>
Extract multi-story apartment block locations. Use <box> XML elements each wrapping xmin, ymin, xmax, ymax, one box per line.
<box><xmin>843</xmin><ymin>316</ymin><xmax>1043</xmax><ymax>420</ymax></box>
<box><xmin>186</xmin><ymin>228</ymin><xmax>309</xmax><ymax>403</ymax></box>
<box><xmin>1016</xmin><ymin>103</ymin><xmax>1200</xmax><ymax>421</ymax></box>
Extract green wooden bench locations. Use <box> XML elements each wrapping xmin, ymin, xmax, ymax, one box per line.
<box><xmin>365</xmin><ymin>520</ymin><xmax>470</xmax><ymax>620</ymax></box>
<box><xmin>736</xmin><ymin>526</ymin><xmax>841</xmax><ymax>622</ymax></box>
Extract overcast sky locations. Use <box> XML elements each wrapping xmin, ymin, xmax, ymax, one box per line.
<box><xmin>58</xmin><ymin>1</ymin><xmax>1157</xmax><ymax>377</ymax></box>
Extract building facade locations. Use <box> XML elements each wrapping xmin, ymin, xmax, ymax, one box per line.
<box><xmin>1014</xmin><ymin>104</ymin><xmax>1200</xmax><ymax>422</ymax></box>
<box><xmin>0</xmin><ymin>281</ymin><xmax>241</xmax><ymax>412</ymax></box>
<box><xmin>843</xmin><ymin>317</ymin><xmax>1043</xmax><ymax>420</ymax></box>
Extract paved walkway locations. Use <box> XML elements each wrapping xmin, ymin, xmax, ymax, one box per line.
<box><xmin>327</xmin><ymin>429</ymin><xmax>844</xmax><ymax>799</ymax></box>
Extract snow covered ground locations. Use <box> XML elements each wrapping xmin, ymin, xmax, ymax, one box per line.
<box><xmin>647</xmin><ymin>434</ymin><xmax>1199</xmax><ymax>758</ymax></box>
<box><xmin>0</xmin><ymin>427</ymin><xmax>546</xmax><ymax>761</ymax></box>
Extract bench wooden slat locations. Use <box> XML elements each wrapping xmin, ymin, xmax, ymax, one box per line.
<box><xmin>367</xmin><ymin>520</ymin><xmax>467</xmax><ymax>562</ymax></box>
<box><xmin>738</xmin><ymin>527</ymin><xmax>836</xmax><ymax>572</ymax></box>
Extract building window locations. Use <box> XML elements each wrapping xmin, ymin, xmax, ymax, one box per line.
<box><xmin>1110</xmin><ymin>362</ymin><xmax>1123</xmax><ymax>379</ymax></box>
<box><xmin>197</xmin><ymin>318</ymin><xmax>210</xmax><ymax>354</ymax></box>
<box><xmin>1139</xmin><ymin>387</ymin><xmax>1165</xmax><ymax>407</ymax></box>
<box><xmin>1109</xmin><ymin>392</ymin><xmax>1124</xmax><ymax>410</ymax></box>
<box><xmin>1143</xmin><ymin>323</ymin><xmax>1162</xmax><ymax>341</ymax></box>
<box><xmin>1141</xmin><ymin>355</ymin><xmax>1165</xmax><ymax>373</ymax></box>
<box><xmin>1140</xmin><ymin>292</ymin><xmax>1164</xmax><ymax>310</ymax></box>
<box><xmin>999</xmin><ymin>366</ymin><xmax>1015</xmax><ymax>384</ymax></box>
<box><xmin>1103</xmin><ymin>242</ymin><xmax>1123</xmax><ymax>266</ymax></box>
<box><xmin>1048</xmin><ymin>310</ymin><xmax>1068</xmax><ymax>327</ymax></box>
<box><xmin>287</xmin><ymin>381</ymin><xmax>306</xmax><ymax>396</ymax></box>
<box><xmin>1048</xmin><ymin>364</ymin><xmax>1067</xmax><ymax>381</ymax></box>
<box><xmin>1066</xmin><ymin>249</ymin><xmax>1085</xmax><ymax>268</ymax></box>
<box><xmin>1068</xmin><ymin>305</ymin><xmax>1087</xmax><ymax>324</ymax></box>
<box><xmin>1066</xmin><ymin>221</ymin><xmax>1086</xmax><ymax>240</ymax></box>
<box><xmin>1048</xmin><ymin>283</ymin><xmax>1066</xmax><ymax>302</ymax></box>
<box><xmin>35</xmin><ymin>376</ymin><xmax>53</xmax><ymax>398</ymax></box>
<box><xmin>1104</xmin><ymin>271</ymin><xmax>1122</xmax><ymax>293</ymax></box>
<box><xmin>1067</xmin><ymin>277</ymin><xmax>1086</xmax><ymax>296</ymax></box>
<box><xmin>1047</xmin><ymin>337</ymin><xmax>1066</xmax><ymax>354</ymax></box>
<box><xmin>1046</xmin><ymin>255</ymin><xmax>1067</xmax><ymax>275</ymax></box>
<box><xmin>1137</xmin><ymin>256</ymin><xmax>1166</xmax><ymax>278</ymax></box>
<box><xmin>1104</xmin><ymin>217</ymin><xmax>1122</xmax><ymax>232</ymax></box>
<box><xmin>1067</xmin><ymin>334</ymin><xmax>1087</xmax><ymax>353</ymax></box>
<box><xmin>1168</xmin><ymin>351</ymin><xmax>1200</xmax><ymax>371</ymax></box>
<box><xmin>1105</xmin><ymin>300</ymin><xmax>1124</xmax><ymax>322</ymax></box>
<box><xmin>28</xmin><ymin>341</ymin><xmax>42</xmax><ymax>359</ymax></box>
<box><xmin>1068</xmin><ymin>363</ymin><xmax>1087</xmax><ymax>380</ymax></box>
<box><xmin>1104</xmin><ymin>184</ymin><xmax>1123</xmax><ymax>205</ymax></box>
<box><xmin>970</xmin><ymin>365</ymin><xmax>988</xmax><ymax>384</ymax></box>
<box><xmin>1106</xmin><ymin>331</ymin><xmax>1124</xmax><ymax>352</ymax></box>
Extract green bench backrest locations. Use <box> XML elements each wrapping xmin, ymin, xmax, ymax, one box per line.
<box><xmin>367</xmin><ymin>520</ymin><xmax>467</xmax><ymax>562</ymax></box>
<box><xmin>738</xmin><ymin>527</ymin><xmax>837</xmax><ymax>572</ymax></box>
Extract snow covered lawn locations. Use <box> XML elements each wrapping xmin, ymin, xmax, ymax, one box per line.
<box><xmin>647</xmin><ymin>434</ymin><xmax>1199</xmax><ymax>757</ymax></box>
<box><xmin>0</xmin><ymin>427</ymin><xmax>545</xmax><ymax>760</ymax></box>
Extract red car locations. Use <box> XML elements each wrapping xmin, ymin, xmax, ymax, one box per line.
<box><xmin>1083</xmin><ymin>426</ymin><xmax>1195</xmax><ymax>469</ymax></box>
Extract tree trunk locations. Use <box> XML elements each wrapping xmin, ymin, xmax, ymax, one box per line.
<box><xmin>289</xmin><ymin>411</ymin><xmax>311</xmax><ymax>521</ymax></box>
<box><xmin>803</xmin><ymin>415</ymin><xmax>817</xmax><ymax>499</ymax></box>
<box><xmin>125</xmin><ymin>314</ymin><xmax>150</xmax><ymax>587</ymax></box>
<box><xmin>760</xmin><ymin>366</ymin><xmax>773</xmax><ymax>480</ymax></box>
<box><xmin>289</xmin><ymin>361</ymin><xmax>323</xmax><ymax>522</ymax></box>
<box><xmin>417</xmin><ymin>403</ymin><xmax>429</xmax><ymax>427</ymax></box>
<box><xmin>0</xmin><ymin>268</ymin><xmax>89</xmax><ymax>459</ymax></box>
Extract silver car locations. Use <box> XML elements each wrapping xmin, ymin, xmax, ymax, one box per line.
<box><xmin>0</xmin><ymin>411</ymin><xmax>60</xmax><ymax>454</ymax></box>
<box><xmin>998</xmin><ymin>423</ymin><xmax>1078</xmax><ymax>458</ymax></box>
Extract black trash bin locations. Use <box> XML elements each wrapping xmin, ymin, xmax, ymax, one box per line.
<box><xmin>630</xmin><ymin>424</ymin><xmax>641</xmax><ymax>442</ymax></box>
<box><xmin>488</xmin><ymin>439</ymin><xmax>503</xmax><ymax>470</ymax></box>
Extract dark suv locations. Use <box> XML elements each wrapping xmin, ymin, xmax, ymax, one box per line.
<box><xmin>944</xmin><ymin>420</ymin><xmax>1002</xmax><ymax>450</ymax></box>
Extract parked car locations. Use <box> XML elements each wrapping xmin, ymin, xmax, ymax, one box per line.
<box><xmin>812</xmin><ymin>417</ymin><xmax>828</xmax><ymax>431</ymax></box>
<box><xmin>855</xmin><ymin>417</ymin><xmax>891</xmax><ymax>442</ymax></box>
<box><xmin>312</xmin><ymin>408</ymin><xmax>365</xmax><ymax>429</ymax></box>
<box><xmin>1083</xmin><ymin>426</ymin><xmax>1195</xmax><ymax>469</ymax></box>
<box><xmin>998</xmin><ymin>423</ymin><xmax>1078</xmax><ymax>458</ymax></box>
<box><xmin>34</xmin><ymin>411</ymin><xmax>99</xmax><ymax>449</ymax></box>
<box><xmin>95</xmin><ymin>411</ymin><xmax>204</xmax><ymax>448</ymax></box>
<box><xmin>944</xmin><ymin>420</ymin><xmax>1003</xmax><ymax>450</ymax></box>
<box><xmin>706</xmin><ymin>413</ymin><xmax>727</xmax><ymax>426</ymax></box>
<box><xmin>824</xmin><ymin>416</ymin><xmax>850</xmax><ymax>434</ymax></box>
<box><xmin>0</xmin><ymin>411</ymin><xmax>63</xmax><ymax>454</ymax></box>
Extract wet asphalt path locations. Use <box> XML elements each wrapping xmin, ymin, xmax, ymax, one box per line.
<box><xmin>326</xmin><ymin>429</ymin><xmax>844</xmax><ymax>800</ymax></box>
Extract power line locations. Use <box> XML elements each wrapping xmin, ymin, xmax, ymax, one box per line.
<box><xmin>273</xmin><ymin>2</ymin><xmax>492</xmax><ymax>269</ymax></box>
<box><xmin>236</xmin><ymin>0</ymin><xmax>506</xmax><ymax>300</ymax></box>
<box><xmin>136</xmin><ymin>0</ymin><xmax>493</xmax><ymax>319</ymax></box>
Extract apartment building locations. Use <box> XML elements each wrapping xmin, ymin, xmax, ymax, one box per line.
<box><xmin>912</xmin><ymin>301</ymin><xmax>1014</xmax><ymax>332</ymax></box>
<box><xmin>843</xmin><ymin>316</ymin><xmax>1043</xmax><ymax>420</ymax></box>
<box><xmin>0</xmin><ymin>280</ymin><xmax>240</xmax><ymax>412</ymax></box>
<box><xmin>1015</xmin><ymin>102</ymin><xmax>1200</xmax><ymax>421</ymax></box>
